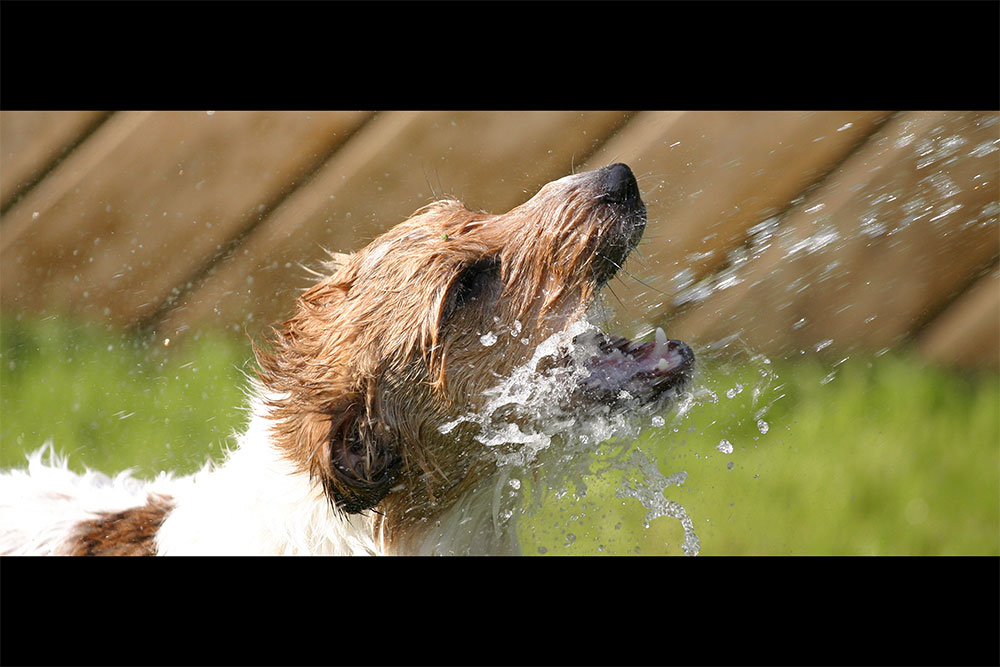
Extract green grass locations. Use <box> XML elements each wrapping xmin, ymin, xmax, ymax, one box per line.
<box><xmin>1</xmin><ymin>315</ymin><xmax>251</xmax><ymax>477</ymax></box>
<box><xmin>2</xmin><ymin>315</ymin><xmax>997</xmax><ymax>555</ymax></box>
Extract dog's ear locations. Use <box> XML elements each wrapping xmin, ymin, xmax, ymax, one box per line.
<box><xmin>255</xmin><ymin>268</ymin><xmax>400</xmax><ymax>514</ymax></box>
<box><xmin>257</xmin><ymin>346</ymin><xmax>401</xmax><ymax>514</ymax></box>
<box><xmin>439</xmin><ymin>255</ymin><xmax>503</xmax><ymax>327</ymax></box>
<box><xmin>319</xmin><ymin>402</ymin><xmax>402</xmax><ymax>514</ymax></box>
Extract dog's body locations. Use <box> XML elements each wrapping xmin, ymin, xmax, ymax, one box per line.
<box><xmin>0</xmin><ymin>164</ymin><xmax>694</xmax><ymax>556</ymax></box>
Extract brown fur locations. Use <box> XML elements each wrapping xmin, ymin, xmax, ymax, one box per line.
<box><xmin>255</xmin><ymin>165</ymin><xmax>649</xmax><ymax>553</ymax></box>
<box><xmin>67</xmin><ymin>494</ymin><xmax>174</xmax><ymax>556</ymax></box>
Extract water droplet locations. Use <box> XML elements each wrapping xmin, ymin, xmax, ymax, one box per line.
<box><xmin>651</xmin><ymin>415</ymin><xmax>665</xmax><ymax>427</ymax></box>
<box><xmin>479</xmin><ymin>332</ymin><xmax>498</xmax><ymax>347</ymax></box>
<box><xmin>717</xmin><ymin>439</ymin><xmax>734</xmax><ymax>454</ymax></box>
<box><xmin>757</xmin><ymin>419</ymin><xmax>769</xmax><ymax>434</ymax></box>
<box><xmin>970</xmin><ymin>139</ymin><xmax>998</xmax><ymax>158</ymax></box>
<box><xmin>814</xmin><ymin>339</ymin><xmax>833</xmax><ymax>352</ymax></box>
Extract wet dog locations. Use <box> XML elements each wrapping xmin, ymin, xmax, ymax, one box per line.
<box><xmin>0</xmin><ymin>163</ymin><xmax>694</xmax><ymax>555</ymax></box>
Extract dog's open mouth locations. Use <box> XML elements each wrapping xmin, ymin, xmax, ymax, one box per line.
<box><xmin>570</xmin><ymin>326</ymin><xmax>694</xmax><ymax>411</ymax></box>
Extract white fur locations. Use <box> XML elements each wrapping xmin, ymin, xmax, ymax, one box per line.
<box><xmin>0</xmin><ymin>392</ymin><xmax>382</xmax><ymax>556</ymax></box>
<box><xmin>0</xmin><ymin>444</ymin><xmax>177</xmax><ymax>555</ymax></box>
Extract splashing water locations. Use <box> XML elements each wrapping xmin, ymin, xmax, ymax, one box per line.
<box><xmin>617</xmin><ymin>450</ymin><xmax>701</xmax><ymax>556</ymax></box>
<box><xmin>438</xmin><ymin>316</ymin><xmax>696</xmax><ymax>552</ymax></box>
<box><xmin>433</xmin><ymin>309</ymin><xmax>782</xmax><ymax>555</ymax></box>
<box><xmin>441</xmin><ymin>318</ymin><xmax>646</xmax><ymax>469</ymax></box>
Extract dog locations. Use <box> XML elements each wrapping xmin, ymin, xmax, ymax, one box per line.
<box><xmin>0</xmin><ymin>163</ymin><xmax>694</xmax><ymax>555</ymax></box>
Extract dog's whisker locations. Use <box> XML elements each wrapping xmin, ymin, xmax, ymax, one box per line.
<box><xmin>599</xmin><ymin>253</ymin><xmax>665</xmax><ymax>296</ymax></box>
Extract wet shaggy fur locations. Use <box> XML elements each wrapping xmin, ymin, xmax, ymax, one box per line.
<box><xmin>0</xmin><ymin>163</ymin><xmax>688</xmax><ymax>555</ymax></box>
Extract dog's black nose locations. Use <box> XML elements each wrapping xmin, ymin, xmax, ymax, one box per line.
<box><xmin>600</xmin><ymin>163</ymin><xmax>640</xmax><ymax>205</ymax></box>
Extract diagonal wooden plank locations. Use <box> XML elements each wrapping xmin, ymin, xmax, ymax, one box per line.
<box><xmin>154</xmin><ymin>110</ymin><xmax>633</xmax><ymax>339</ymax></box>
<box><xmin>1</xmin><ymin>111</ymin><xmax>150</xmax><ymax>253</ymax></box>
<box><xmin>1</xmin><ymin>111</ymin><xmax>371</xmax><ymax>325</ymax></box>
<box><xmin>916</xmin><ymin>267</ymin><xmax>998</xmax><ymax>367</ymax></box>
<box><xmin>666</xmin><ymin>111</ymin><xmax>1000</xmax><ymax>357</ymax></box>
<box><xmin>573</xmin><ymin>111</ymin><xmax>892</xmax><ymax>333</ymax></box>
<box><xmin>0</xmin><ymin>111</ymin><xmax>111</xmax><ymax>211</ymax></box>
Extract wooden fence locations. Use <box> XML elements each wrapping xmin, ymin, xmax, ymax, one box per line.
<box><xmin>1</xmin><ymin>110</ymin><xmax>997</xmax><ymax>367</ymax></box>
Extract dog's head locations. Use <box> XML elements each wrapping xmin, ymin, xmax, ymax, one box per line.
<box><xmin>256</xmin><ymin>164</ymin><xmax>694</xmax><ymax>520</ymax></box>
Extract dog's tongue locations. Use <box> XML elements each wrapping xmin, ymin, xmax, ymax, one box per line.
<box><xmin>573</xmin><ymin>327</ymin><xmax>694</xmax><ymax>406</ymax></box>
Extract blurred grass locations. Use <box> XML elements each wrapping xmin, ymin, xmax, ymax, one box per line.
<box><xmin>1</xmin><ymin>315</ymin><xmax>251</xmax><ymax>477</ymax></box>
<box><xmin>2</xmin><ymin>315</ymin><xmax>997</xmax><ymax>555</ymax></box>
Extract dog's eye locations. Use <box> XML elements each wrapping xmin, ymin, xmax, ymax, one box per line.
<box><xmin>442</xmin><ymin>256</ymin><xmax>501</xmax><ymax>323</ymax></box>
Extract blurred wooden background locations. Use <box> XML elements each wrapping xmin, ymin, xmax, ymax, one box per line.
<box><xmin>1</xmin><ymin>110</ymin><xmax>997</xmax><ymax>367</ymax></box>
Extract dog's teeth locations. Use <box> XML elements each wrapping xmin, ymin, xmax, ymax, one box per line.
<box><xmin>655</xmin><ymin>327</ymin><xmax>667</xmax><ymax>347</ymax></box>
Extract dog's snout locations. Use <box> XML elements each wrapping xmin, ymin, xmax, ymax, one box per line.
<box><xmin>600</xmin><ymin>163</ymin><xmax>639</xmax><ymax>205</ymax></box>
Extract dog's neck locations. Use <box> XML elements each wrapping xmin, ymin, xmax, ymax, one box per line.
<box><xmin>376</xmin><ymin>456</ymin><xmax>523</xmax><ymax>555</ymax></box>
<box><xmin>404</xmin><ymin>477</ymin><xmax>522</xmax><ymax>555</ymax></box>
